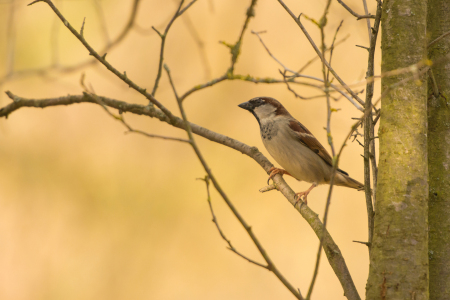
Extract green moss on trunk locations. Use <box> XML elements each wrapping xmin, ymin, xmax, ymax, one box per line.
<box><xmin>427</xmin><ymin>0</ymin><xmax>450</xmax><ymax>299</ymax></box>
<box><xmin>366</xmin><ymin>1</ymin><xmax>429</xmax><ymax>299</ymax></box>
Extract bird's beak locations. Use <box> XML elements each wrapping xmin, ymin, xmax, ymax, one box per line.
<box><xmin>238</xmin><ymin>101</ymin><xmax>253</xmax><ymax>111</ymax></box>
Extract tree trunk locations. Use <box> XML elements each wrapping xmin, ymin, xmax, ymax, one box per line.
<box><xmin>427</xmin><ymin>0</ymin><xmax>450</xmax><ymax>299</ymax></box>
<box><xmin>366</xmin><ymin>1</ymin><xmax>429</xmax><ymax>299</ymax></box>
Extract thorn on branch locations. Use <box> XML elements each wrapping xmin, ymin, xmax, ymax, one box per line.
<box><xmin>102</xmin><ymin>53</ymin><xmax>107</xmax><ymax>60</ymax></box>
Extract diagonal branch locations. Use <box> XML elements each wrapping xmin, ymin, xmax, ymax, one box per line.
<box><xmin>28</xmin><ymin>0</ymin><xmax>176</xmax><ymax>121</ymax></box>
<box><xmin>1</xmin><ymin>0</ymin><xmax>142</xmax><ymax>86</ymax></box>
<box><xmin>0</xmin><ymin>91</ymin><xmax>360</xmax><ymax>300</ymax></box>
<box><xmin>276</xmin><ymin>0</ymin><xmax>365</xmax><ymax>107</ymax></box>
<box><xmin>151</xmin><ymin>0</ymin><xmax>197</xmax><ymax>96</ymax></box>
<box><xmin>179</xmin><ymin>0</ymin><xmax>258</xmax><ymax>102</ymax></box>
<box><xmin>252</xmin><ymin>30</ymin><xmax>363</xmax><ymax>111</ymax></box>
<box><xmin>336</xmin><ymin>0</ymin><xmax>375</xmax><ymax>20</ymax></box>
<box><xmin>198</xmin><ymin>176</ymin><xmax>269</xmax><ymax>269</ymax></box>
<box><xmin>164</xmin><ymin>65</ymin><xmax>304</xmax><ymax>300</ymax></box>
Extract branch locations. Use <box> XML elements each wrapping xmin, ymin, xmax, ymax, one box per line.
<box><xmin>252</xmin><ymin>30</ymin><xmax>363</xmax><ymax>111</ymax></box>
<box><xmin>28</xmin><ymin>0</ymin><xmax>176</xmax><ymax>121</ymax></box>
<box><xmin>428</xmin><ymin>29</ymin><xmax>450</xmax><ymax>48</ymax></box>
<box><xmin>336</xmin><ymin>0</ymin><xmax>375</xmax><ymax>20</ymax></box>
<box><xmin>306</xmin><ymin>11</ymin><xmax>339</xmax><ymax>300</ymax></box>
<box><xmin>198</xmin><ymin>176</ymin><xmax>269</xmax><ymax>269</ymax></box>
<box><xmin>179</xmin><ymin>0</ymin><xmax>258</xmax><ymax>102</ymax></box>
<box><xmin>151</xmin><ymin>0</ymin><xmax>198</xmax><ymax>96</ymax></box>
<box><xmin>2</xmin><ymin>0</ymin><xmax>142</xmax><ymax>86</ymax></box>
<box><xmin>0</xmin><ymin>91</ymin><xmax>357</xmax><ymax>300</ymax></box>
<box><xmin>363</xmin><ymin>1</ymin><xmax>382</xmax><ymax>252</ymax></box>
<box><xmin>164</xmin><ymin>64</ymin><xmax>304</xmax><ymax>299</ymax></box>
<box><xmin>276</xmin><ymin>0</ymin><xmax>365</xmax><ymax>107</ymax></box>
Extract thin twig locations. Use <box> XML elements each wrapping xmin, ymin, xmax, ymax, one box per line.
<box><xmin>297</xmin><ymin>34</ymin><xmax>350</xmax><ymax>73</ymax></box>
<box><xmin>151</xmin><ymin>0</ymin><xmax>198</xmax><ymax>96</ymax></box>
<box><xmin>1</xmin><ymin>0</ymin><xmax>142</xmax><ymax>85</ymax></box>
<box><xmin>280</xmin><ymin>71</ymin><xmax>332</xmax><ymax>100</ymax></box>
<box><xmin>164</xmin><ymin>64</ymin><xmax>304</xmax><ymax>300</ymax></box>
<box><xmin>276</xmin><ymin>0</ymin><xmax>365</xmax><ymax>107</ymax></box>
<box><xmin>306</xmin><ymin>6</ymin><xmax>337</xmax><ymax>298</ymax></box>
<box><xmin>336</xmin><ymin>0</ymin><xmax>375</xmax><ymax>20</ymax></box>
<box><xmin>179</xmin><ymin>0</ymin><xmax>257</xmax><ymax>102</ymax></box>
<box><xmin>428</xmin><ymin>29</ymin><xmax>450</xmax><ymax>48</ymax></box>
<box><xmin>252</xmin><ymin>30</ymin><xmax>291</xmax><ymax>71</ymax></box>
<box><xmin>28</xmin><ymin>0</ymin><xmax>176</xmax><ymax>121</ymax></box>
<box><xmin>79</xmin><ymin>74</ymin><xmax>189</xmax><ymax>144</ymax></box>
<box><xmin>361</xmin><ymin>0</ymin><xmax>372</xmax><ymax>40</ymax></box>
<box><xmin>227</xmin><ymin>0</ymin><xmax>257</xmax><ymax>74</ymax></box>
<box><xmin>363</xmin><ymin>1</ymin><xmax>382</xmax><ymax>252</ymax></box>
<box><xmin>198</xmin><ymin>176</ymin><xmax>268</xmax><ymax>269</ymax></box>
<box><xmin>251</xmin><ymin>29</ymin><xmax>363</xmax><ymax>110</ymax></box>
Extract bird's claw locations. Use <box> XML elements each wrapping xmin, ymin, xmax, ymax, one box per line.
<box><xmin>267</xmin><ymin>167</ymin><xmax>290</xmax><ymax>185</ymax></box>
<box><xmin>294</xmin><ymin>192</ymin><xmax>308</xmax><ymax>206</ymax></box>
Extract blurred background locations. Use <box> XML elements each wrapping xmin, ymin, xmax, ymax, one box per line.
<box><xmin>0</xmin><ymin>0</ymin><xmax>380</xmax><ymax>299</ymax></box>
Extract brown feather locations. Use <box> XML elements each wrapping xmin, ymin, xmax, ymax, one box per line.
<box><xmin>289</xmin><ymin>120</ymin><xmax>350</xmax><ymax>176</ymax></box>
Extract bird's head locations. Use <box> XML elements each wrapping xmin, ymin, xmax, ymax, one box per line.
<box><xmin>238</xmin><ymin>97</ymin><xmax>291</xmax><ymax>125</ymax></box>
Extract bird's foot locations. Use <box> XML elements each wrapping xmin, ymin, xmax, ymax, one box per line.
<box><xmin>267</xmin><ymin>167</ymin><xmax>292</xmax><ymax>185</ymax></box>
<box><xmin>294</xmin><ymin>183</ymin><xmax>317</xmax><ymax>206</ymax></box>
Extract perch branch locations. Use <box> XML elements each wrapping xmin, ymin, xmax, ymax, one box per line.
<box><xmin>0</xmin><ymin>90</ymin><xmax>358</xmax><ymax>300</ymax></box>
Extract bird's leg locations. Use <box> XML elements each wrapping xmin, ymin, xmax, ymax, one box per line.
<box><xmin>294</xmin><ymin>183</ymin><xmax>317</xmax><ymax>206</ymax></box>
<box><xmin>267</xmin><ymin>167</ymin><xmax>293</xmax><ymax>185</ymax></box>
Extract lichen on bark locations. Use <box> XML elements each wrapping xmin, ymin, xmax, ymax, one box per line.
<box><xmin>427</xmin><ymin>0</ymin><xmax>450</xmax><ymax>299</ymax></box>
<box><xmin>366</xmin><ymin>1</ymin><xmax>429</xmax><ymax>299</ymax></box>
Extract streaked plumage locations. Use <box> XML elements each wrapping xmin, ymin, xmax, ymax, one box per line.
<box><xmin>239</xmin><ymin>96</ymin><xmax>363</xmax><ymax>203</ymax></box>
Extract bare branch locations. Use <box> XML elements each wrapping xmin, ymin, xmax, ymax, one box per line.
<box><xmin>336</xmin><ymin>0</ymin><xmax>375</xmax><ymax>20</ymax></box>
<box><xmin>251</xmin><ymin>30</ymin><xmax>363</xmax><ymax>110</ymax></box>
<box><xmin>307</xmin><ymin>7</ymin><xmax>339</xmax><ymax>299</ymax></box>
<box><xmin>151</xmin><ymin>0</ymin><xmax>198</xmax><ymax>96</ymax></box>
<box><xmin>276</xmin><ymin>0</ymin><xmax>365</xmax><ymax>107</ymax></box>
<box><xmin>363</xmin><ymin>1</ymin><xmax>382</xmax><ymax>252</ymax></box>
<box><xmin>361</xmin><ymin>0</ymin><xmax>372</xmax><ymax>40</ymax></box>
<box><xmin>1</xmin><ymin>91</ymin><xmax>354</xmax><ymax>300</ymax></box>
<box><xmin>2</xmin><ymin>0</ymin><xmax>141</xmax><ymax>85</ymax></box>
<box><xmin>428</xmin><ymin>29</ymin><xmax>450</xmax><ymax>48</ymax></box>
<box><xmin>198</xmin><ymin>176</ymin><xmax>269</xmax><ymax>269</ymax></box>
<box><xmin>28</xmin><ymin>0</ymin><xmax>176</xmax><ymax>121</ymax></box>
<box><xmin>297</xmin><ymin>34</ymin><xmax>350</xmax><ymax>73</ymax></box>
<box><xmin>164</xmin><ymin>64</ymin><xmax>304</xmax><ymax>299</ymax></box>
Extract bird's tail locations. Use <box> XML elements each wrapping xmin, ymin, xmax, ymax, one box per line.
<box><xmin>335</xmin><ymin>173</ymin><xmax>364</xmax><ymax>190</ymax></box>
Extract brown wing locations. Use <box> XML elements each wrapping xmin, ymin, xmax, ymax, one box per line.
<box><xmin>289</xmin><ymin>120</ymin><xmax>333</xmax><ymax>165</ymax></box>
<box><xmin>288</xmin><ymin>120</ymin><xmax>350</xmax><ymax>176</ymax></box>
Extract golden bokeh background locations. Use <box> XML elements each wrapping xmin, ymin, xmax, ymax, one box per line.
<box><xmin>0</xmin><ymin>0</ymin><xmax>380</xmax><ymax>299</ymax></box>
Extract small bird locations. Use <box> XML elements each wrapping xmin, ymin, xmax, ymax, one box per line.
<box><xmin>238</xmin><ymin>96</ymin><xmax>363</xmax><ymax>204</ymax></box>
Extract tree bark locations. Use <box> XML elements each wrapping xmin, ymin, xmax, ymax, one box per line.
<box><xmin>366</xmin><ymin>1</ymin><xmax>429</xmax><ymax>299</ymax></box>
<box><xmin>427</xmin><ymin>0</ymin><xmax>450</xmax><ymax>299</ymax></box>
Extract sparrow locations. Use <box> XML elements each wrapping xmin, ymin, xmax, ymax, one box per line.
<box><xmin>238</xmin><ymin>96</ymin><xmax>363</xmax><ymax>204</ymax></box>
